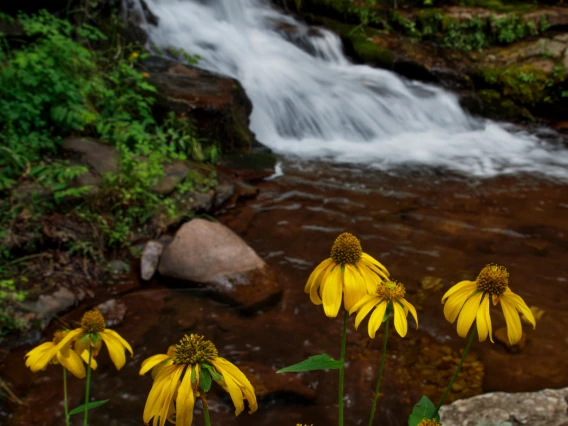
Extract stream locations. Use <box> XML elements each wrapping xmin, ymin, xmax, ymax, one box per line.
<box><xmin>1</xmin><ymin>0</ymin><xmax>567</xmax><ymax>425</ymax></box>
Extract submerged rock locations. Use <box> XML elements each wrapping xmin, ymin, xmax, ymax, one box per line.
<box><xmin>94</xmin><ymin>298</ymin><xmax>127</xmax><ymax>327</ymax></box>
<box><xmin>158</xmin><ymin>219</ymin><xmax>281</xmax><ymax>309</ymax></box>
<box><xmin>140</xmin><ymin>240</ymin><xmax>165</xmax><ymax>281</ymax></box>
<box><xmin>440</xmin><ymin>387</ymin><xmax>568</xmax><ymax>426</ymax></box>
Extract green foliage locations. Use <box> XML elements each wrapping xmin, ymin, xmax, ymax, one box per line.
<box><xmin>408</xmin><ymin>395</ymin><xmax>440</xmax><ymax>426</ymax></box>
<box><xmin>277</xmin><ymin>354</ymin><xmax>343</xmax><ymax>373</ymax></box>
<box><xmin>0</xmin><ymin>11</ymin><xmax>220</xmax><ymax>251</ymax></box>
<box><xmin>0</xmin><ymin>278</ymin><xmax>28</xmax><ymax>339</ymax></box>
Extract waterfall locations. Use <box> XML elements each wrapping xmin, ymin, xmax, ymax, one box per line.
<box><xmin>131</xmin><ymin>0</ymin><xmax>568</xmax><ymax>178</ymax></box>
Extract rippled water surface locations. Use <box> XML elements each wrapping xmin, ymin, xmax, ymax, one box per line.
<box><xmin>3</xmin><ymin>161</ymin><xmax>567</xmax><ymax>425</ymax></box>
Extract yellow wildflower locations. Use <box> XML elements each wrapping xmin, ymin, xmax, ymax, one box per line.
<box><xmin>305</xmin><ymin>232</ymin><xmax>389</xmax><ymax>317</ymax></box>
<box><xmin>350</xmin><ymin>281</ymin><xmax>418</xmax><ymax>338</ymax></box>
<box><xmin>141</xmin><ymin>72</ymin><xmax>150</xmax><ymax>78</ymax></box>
<box><xmin>442</xmin><ymin>264</ymin><xmax>536</xmax><ymax>344</ymax></box>
<box><xmin>53</xmin><ymin>310</ymin><xmax>133</xmax><ymax>370</ymax></box>
<box><xmin>140</xmin><ymin>334</ymin><xmax>257</xmax><ymax>426</ymax></box>
<box><xmin>25</xmin><ymin>330</ymin><xmax>95</xmax><ymax>378</ymax></box>
<box><xmin>418</xmin><ymin>419</ymin><xmax>441</xmax><ymax>426</ymax></box>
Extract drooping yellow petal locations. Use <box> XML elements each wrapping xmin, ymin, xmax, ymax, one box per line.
<box><xmin>57</xmin><ymin>345</ymin><xmax>86</xmax><ymax>379</ymax></box>
<box><xmin>158</xmin><ymin>365</ymin><xmax>184</xmax><ymax>426</ymax></box>
<box><xmin>367</xmin><ymin>301</ymin><xmax>387</xmax><ymax>339</ymax></box>
<box><xmin>211</xmin><ymin>357</ymin><xmax>258</xmax><ymax>414</ymax></box>
<box><xmin>100</xmin><ymin>331</ymin><xmax>127</xmax><ymax>370</ymax></box>
<box><xmin>104</xmin><ymin>329</ymin><xmax>133</xmax><ymax>356</ymax></box>
<box><xmin>441</xmin><ymin>280</ymin><xmax>477</xmax><ymax>303</ymax></box>
<box><xmin>310</xmin><ymin>261</ymin><xmax>333</xmax><ymax>305</ymax></box>
<box><xmin>349</xmin><ymin>294</ymin><xmax>374</xmax><ymax>315</ymax></box>
<box><xmin>443</xmin><ymin>286</ymin><xmax>476</xmax><ymax>324</ymax></box>
<box><xmin>354</xmin><ymin>297</ymin><xmax>380</xmax><ymax>329</ymax></box>
<box><xmin>456</xmin><ymin>292</ymin><xmax>483</xmax><ymax>338</ymax></box>
<box><xmin>143</xmin><ymin>364</ymin><xmax>183</xmax><ymax>426</ymax></box>
<box><xmin>139</xmin><ymin>354</ymin><xmax>170</xmax><ymax>376</ymax></box>
<box><xmin>322</xmin><ymin>265</ymin><xmax>343</xmax><ymax>318</ymax></box>
<box><xmin>360</xmin><ymin>253</ymin><xmax>389</xmax><ymax>278</ymax></box>
<box><xmin>476</xmin><ymin>295</ymin><xmax>490</xmax><ymax>342</ymax></box>
<box><xmin>392</xmin><ymin>302</ymin><xmax>408</xmax><ymax>337</ymax></box>
<box><xmin>400</xmin><ymin>298</ymin><xmax>418</xmax><ymax>329</ymax></box>
<box><xmin>343</xmin><ymin>264</ymin><xmax>367</xmax><ymax>311</ymax></box>
<box><xmin>305</xmin><ymin>258</ymin><xmax>333</xmax><ymax>293</ymax></box>
<box><xmin>54</xmin><ymin>328</ymin><xmax>83</xmax><ymax>352</ymax></box>
<box><xmin>175</xmin><ymin>364</ymin><xmax>196</xmax><ymax>426</ymax></box>
<box><xmin>25</xmin><ymin>342</ymin><xmax>57</xmax><ymax>372</ymax></box>
<box><xmin>357</xmin><ymin>263</ymin><xmax>382</xmax><ymax>294</ymax></box>
<box><xmin>503</xmin><ymin>290</ymin><xmax>536</xmax><ymax>329</ymax></box>
<box><xmin>500</xmin><ymin>297</ymin><xmax>523</xmax><ymax>345</ymax></box>
<box><xmin>80</xmin><ymin>350</ymin><xmax>98</xmax><ymax>370</ymax></box>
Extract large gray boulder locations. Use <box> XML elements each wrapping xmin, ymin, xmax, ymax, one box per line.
<box><xmin>440</xmin><ymin>387</ymin><xmax>568</xmax><ymax>426</ymax></box>
<box><xmin>158</xmin><ymin>219</ymin><xmax>281</xmax><ymax>309</ymax></box>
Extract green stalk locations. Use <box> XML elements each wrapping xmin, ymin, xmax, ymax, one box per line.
<box><xmin>63</xmin><ymin>367</ymin><xmax>70</xmax><ymax>426</ymax></box>
<box><xmin>434</xmin><ymin>325</ymin><xmax>477</xmax><ymax>416</ymax></box>
<box><xmin>368</xmin><ymin>316</ymin><xmax>389</xmax><ymax>426</ymax></box>
<box><xmin>84</xmin><ymin>345</ymin><xmax>93</xmax><ymax>426</ymax></box>
<box><xmin>203</xmin><ymin>398</ymin><xmax>211</xmax><ymax>426</ymax></box>
<box><xmin>338</xmin><ymin>310</ymin><xmax>348</xmax><ymax>426</ymax></box>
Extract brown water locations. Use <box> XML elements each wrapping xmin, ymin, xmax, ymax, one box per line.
<box><xmin>2</xmin><ymin>160</ymin><xmax>567</xmax><ymax>426</ymax></box>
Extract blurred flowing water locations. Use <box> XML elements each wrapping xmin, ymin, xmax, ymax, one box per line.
<box><xmin>132</xmin><ymin>0</ymin><xmax>568</xmax><ymax>178</ymax></box>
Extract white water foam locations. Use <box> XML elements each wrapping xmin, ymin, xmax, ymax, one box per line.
<box><xmin>131</xmin><ymin>0</ymin><xmax>568</xmax><ymax>178</ymax></box>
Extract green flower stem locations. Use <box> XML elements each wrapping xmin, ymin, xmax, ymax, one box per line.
<box><xmin>434</xmin><ymin>324</ymin><xmax>477</xmax><ymax>416</ymax></box>
<box><xmin>368</xmin><ymin>316</ymin><xmax>389</xmax><ymax>426</ymax></box>
<box><xmin>203</xmin><ymin>399</ymin><xmax>211</xmax><ymax>426</ymax></box>
<box><xmin>338</xmin><ymin>310</ymin><xmax>348</xmax><ymax>426</ymax></box>
<box><xmin>84</xmin><ymin>345</ymin><xmax>93</xmax><ymax>426</ymax></box>
<box><xmin>63</xmin><ymin>367</ymin><xmax>69</xmax><ymax>426</ymax></box>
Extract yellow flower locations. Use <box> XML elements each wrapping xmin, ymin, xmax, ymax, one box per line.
<box><xmin>305</xmin><ymin>232</ymin><xmax>389</xmax><ymax>318</ymax></box>
<box><xmin>140</xmin><ymin>334</ymin><xmax>257</xmax><ymax>426</ymax></box>
<box><xmin>54</xmin><ymin>310</ymin><xmax>133</xmax><ymax>370</ymax></box>
<box><xmin>442</xmin><ymin>264</ymin><xmax>536</xmax><ymax>344</ymax></box>
<box><xmin>25</xmin><ymin>330</ymin><xmax>95</xmax><ymax>378</ymax></box>
<box><xmin>129</xmin><ymin>51</ymin><xmax>140</xmax><ymax>60</ymax></box>
<box><xmin>350</xmin><ymin>281</ymin><xmax>418</xmax><ymax>338</ymax></box>
<box><xmin>418</xmin><ymin>419</ymin><xmax>441</xmax><ymax>426</ymax></box>
<box><xmin>142</xmin><ymin>72</ymin><xmax>150</xmax><ymax>78</ymax></box>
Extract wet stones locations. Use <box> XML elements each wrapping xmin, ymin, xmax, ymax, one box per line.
<box><xmin>94</xmin><ymin>298</ymin><xmax>127</xmax><ymax>327</ymax></box>
<box><xmin>140</xmin><ymin>240</ymin><xmax>166</xmax><ymax>281</ymax></box>
<box><xmin>440</xmin><ymin>387</ymin><xmax>568</xmax><ymax>426</ymax></box>
<box><xmin>158</xmin><ymin>219</ymin><xmax>281</xmax><ymax>309</ymax></box>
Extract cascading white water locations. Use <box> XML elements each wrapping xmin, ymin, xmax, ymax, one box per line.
<box><xmin>132</xmin><ymin>0</ymin><xmax>568</xmax><ymax>178</ymax></box>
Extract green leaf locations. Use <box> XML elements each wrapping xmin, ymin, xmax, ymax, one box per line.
<box><xmin>408</xmin><ymin>395</ymin><xmax>440</xmax><ymax>426</ymax></box>
<box><xmin>276</xmin><ymin>354</ymin><xmax>343</xmax><ymax>374</ymax></box>
<box><xmin>68</xmin><ymin>399</ymin><xmax>109</xmax><ymax>415</ymax></box>
<box><xmin>198</xmin><ymin>366</ymin><xmax>212</xmax><ymax>392</ymax></box>
<box><xmin>201</xmin><ymin>363</ymin><xmax>222</xmax><ymax>381</ymax></box>
<box><xmin>190</xmin><ymin>365</ymin><xmax>196</xmax><ymax>383</ymax></box>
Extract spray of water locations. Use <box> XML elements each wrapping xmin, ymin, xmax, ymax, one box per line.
<box><xmin>130</xmin><ymin>0</ymin><xmax>568</xmax><ymax>178</ymax></box>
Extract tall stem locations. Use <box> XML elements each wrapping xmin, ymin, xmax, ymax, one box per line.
<box><xmin>63</xmin><ymin>367</ymin><xmax>69</xmax><ymax>426</ymax></box>
<box><xmin>368</xmin><ymin>316</ymin><xmax>389</xmax><ymax>426</ymax></box>
<box><xmin>338</xmin><ymin>310</ymin><xmax>348</xmax><ymax>426</ymax></box>
<box><xmin>434</xmin><ymin>325</ymin><xmax>477</xmax><ymax>416</ymax></box>
<box><xmin>202</xmin><ymin>398</ymin><xmax>211</xmax><ymax>426</ymax></box>
<box><xmin>84</xmin><ymin>345</ymin><xmax>93</xmax><ymax>426</ymax></box>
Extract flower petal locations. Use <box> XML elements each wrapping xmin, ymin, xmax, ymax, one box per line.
<box><xmin>310</xmin><ymin>261</ymin><xmax>333</xmax><ymax>305</ymax></box>
<box><xmin>80</xmin><ymin>350</ymin><xmax>98</xmax><ymax>370</ymax></box>
<box><xmin>211</xmin><ymin>357</ymin><xmax>258</xmax><ymax>415</ymax></box>
<box><xmin>143</xmin><ymin>364</ymin><xmax>183</xmax><ymax>426</ymax></box>
<box><xmin>361</xmin><ymin>253</ymin><xmax>389</xmax><ymax>278</ymax></box>
<box><xmin>441</xmin><ymin>280</ymin><xmax>476</xmax><ymax>303</ymax></box>
<box><xmin>456</xmin><ymin>291</ymin><xmax>483</xmax><ymax>338</ymax></box>
<box><xmin>503</xmin><ymin>289</ymin><xmax>536</xmax><ymax>329</ymax></box>
<box><xmin>354</xmin><ymin>297</ymin><xmax>380</xmax><ymax>329</ymax></box>
<box><xmin>357</xmin><ymin>263</ymin><xmax>382</xmax><ymax>294</ymax></box>
<box><xmin>57</xmin><ymin>346</ymin><xmax>86</xmax><ymax>379</ymax></box>
<box><xmin>100</xmin><ymin>331</ymin><xmax>127</xmax><ymax>370</ymax></box>
<box><xmin>176</xmin><ymin>365</ymin><xmax>196</xmax><ymax>426</ymax></box>
<box><xmin>322</xmin><ymin>265</ymin><xmax>343</xmax><ymax>318</ymax></box>
<box><xmin>392</xmin><ymin>302</ymin><xmax>408</xmax><ymax>338</ymax></box>
<box><xmin>501</xmin><ymin>297</ymin><xmax>523</xmax><ymax>345</ymax></box>
<box><xmin>349</xmin><ymin>294</ymin><xmax>374</xmax><ymax>315</ymax></box>
<box><xmin>25</xmin><ymin>342</ymin><xmax>57</xmax><ymax>372</ymax></box>
<box><xmin>305</xmin><ymin>258</ymin><xmax>333</xmax><ymax>293</ymax></box>
<box><xmin>103</xmin><ymin>329</ymin><xmax>133</xmax><ymax>356</ymax></box>
<box><xmin>443</xmin><ymin>286</ymin><xmax>476</xmax><ymax>324</ymax></box>
<box><xmin>476</xmin><ymin>295</ymin><xmax>491</xmax><ymax>342</ymax></box>
<box><xmin>367</xmin><ymin>301</ymin><xmax>387</xmax><ymax>339</ymax></box>
<box><xmin>140</xmin><ymin>354</ymin><xmax>170</xmax><ymax>376</ymax></box>
<box><xmin>343</xmin><ymin>264</ymin><xmax>367</xmax><ymax>311</ymax></box>
<box><xmin>400</xmin><ymin>298</ymin><xmax>418</xmax><ymax>329</ymax></box>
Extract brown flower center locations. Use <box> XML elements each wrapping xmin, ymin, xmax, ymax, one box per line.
<box><xmin>81</xmin><ymin>310</ymin><xmax>106</xmax><ymax>334</ymax></box>
<box><xmin>376</xmin><ymin>281</ymin><xmax>406</xmax><ymax>302</ymax></box>
<box><xmin>52</xmin><ymin>330</ymin><xmax>69</xmax><ymax>344</ymax></box>
<box><xmin>476</xmin><ymin>264</ymin><xmax>508</xmax><ymax>296</ymax></box>
<box><xmin>173</xmin><ymin>334</ymin><xmax>218</xmax><ymax>365</ymax></box>
<box><xmin>330</xmin><ymin>232</ymin><xmax>362</xmax><ymax>265</ymax></box>
<box><xmin>417</xmin><ymin>420</ymin><xmax>441</xmax><ymax>426</ymax></box>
